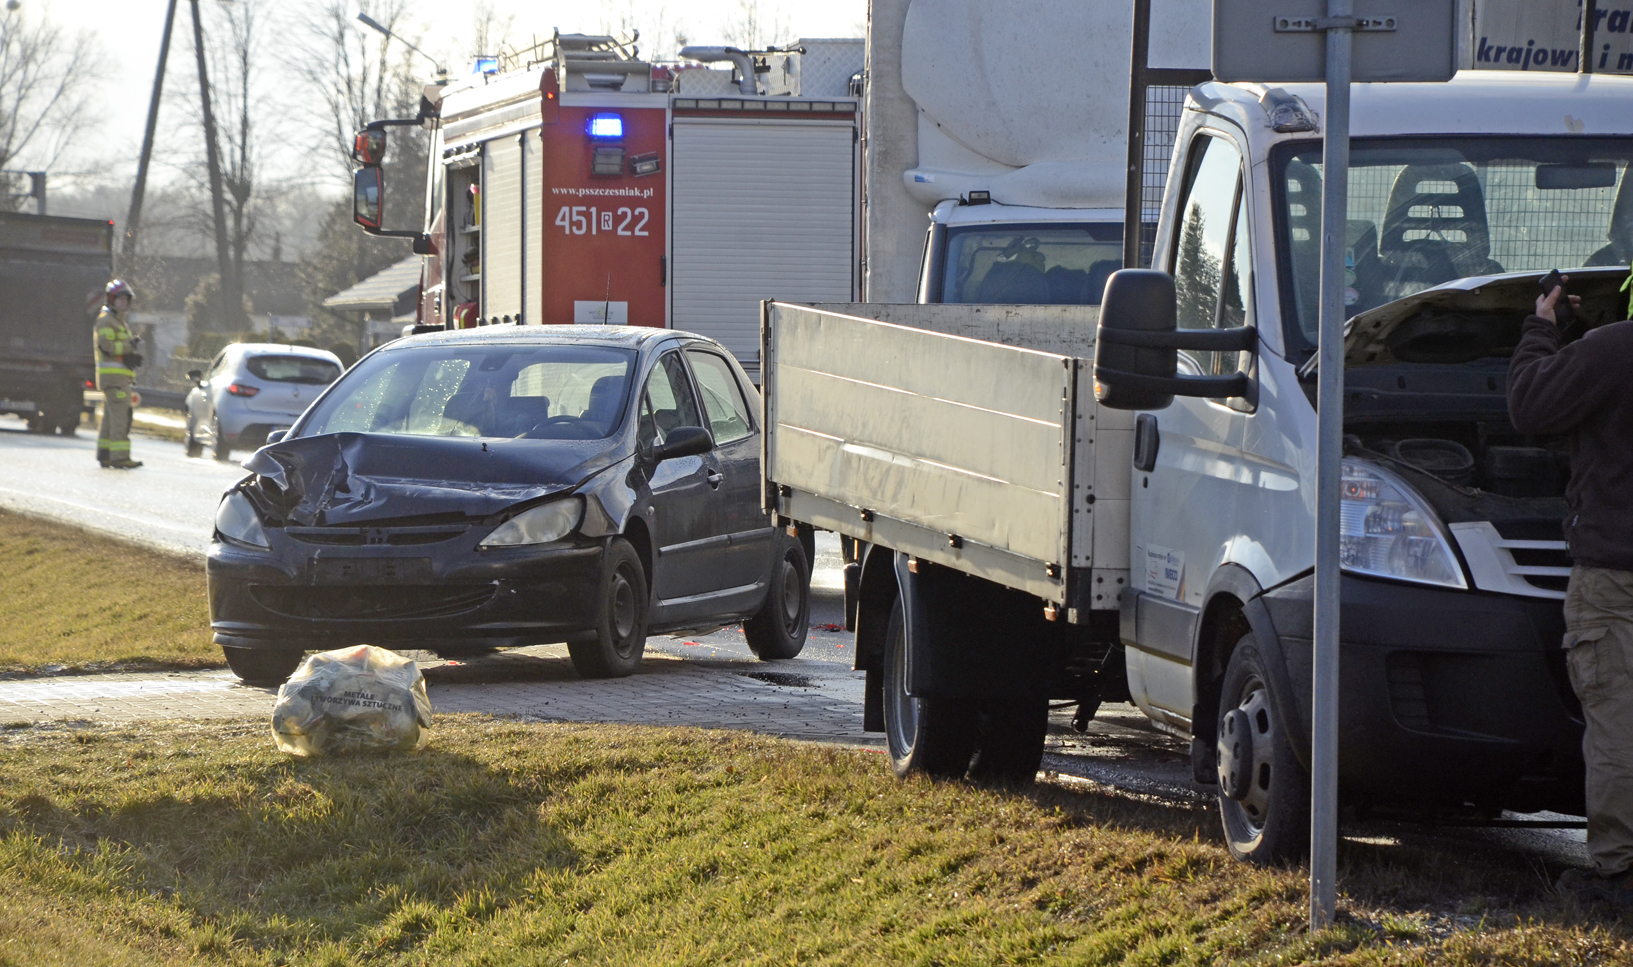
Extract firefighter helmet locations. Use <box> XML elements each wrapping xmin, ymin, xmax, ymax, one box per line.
<box><xmin>105</xmin><ymin>279</ymin><xmax>135</xmax><ymax>302</ymax></box>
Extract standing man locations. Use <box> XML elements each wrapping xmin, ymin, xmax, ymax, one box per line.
<box><xmin>94</xmin><ymin>279</ymin><xmax>143</xmax><ymax>469</ymax></box>
<box><xmin>1509</xmin><ymin>275</ymin><xmax>1633</xmax><ymax>906</ymax></box>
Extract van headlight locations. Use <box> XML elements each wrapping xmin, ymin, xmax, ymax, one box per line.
<box><xmin>1339</xmin><ymin>459</ymin><xmax>1466</xmax><ymax>589</ymax></box>
<box><xmin>215</xmin><ymin>490</ymin><xmax>270</xmax><ymax>550</ymax></box>
<box><xmin>480</xmin><ymin>497</ymin><xmax>583</xmax><ymax>547</ymax></box>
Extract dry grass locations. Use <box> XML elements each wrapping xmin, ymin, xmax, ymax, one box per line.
<box><xmin>0</xmin><ymin>717</ymin><xmax>1627</xmax><ymax>966</ymax></box>
<box><xmin>0</xmin><ymin>510</ymin><xmax>221</xmax><ymax>674</ymax></box>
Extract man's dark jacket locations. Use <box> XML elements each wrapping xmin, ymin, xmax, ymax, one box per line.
<box><xmin>1508</xmin><ymin>315</ymin><xmax>1633</xmax><ymax>570</ymax></box>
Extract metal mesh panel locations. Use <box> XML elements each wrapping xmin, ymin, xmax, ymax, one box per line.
<box><xmin>1137</xmin><ymin>85</ymin><xmax>1192</xmax><ymax>267</ymax></box>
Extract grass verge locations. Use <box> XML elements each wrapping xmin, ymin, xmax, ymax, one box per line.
<box><xmin>0</xmin><ymin>717</ymin><xmax>1627</xmax><ymax>966</ymax></box>
<box><xmin>0</xmin><ymin>510</ymin><xmax>221</xmax><ymax>675</ymax></box>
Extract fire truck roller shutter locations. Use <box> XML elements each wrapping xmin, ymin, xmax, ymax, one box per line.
<box><xmin>523</xmin><ymin>131</ymin><xmax>544</xmax><ymax>323</ymax></box>
<box><xmin>482</xmin><ymin>135</ymin><xmax>524</xmax><ymax>323</ymax></box>
<box><xmin>670</xmin><ymin>117</ymin><xmax>857</xmax><ymax>378</ymax></box>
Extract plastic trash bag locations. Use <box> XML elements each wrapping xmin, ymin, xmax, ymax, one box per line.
<box><xmin>272</xmin><ymin>645</ymin><xmax>433</xmax><ymax>756</ymax></box>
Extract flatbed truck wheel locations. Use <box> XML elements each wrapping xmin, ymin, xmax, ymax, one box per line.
<box><xmin>882</xmin><ymin>597</ymin><xmax>975</xmax><ymax>778</ymax></box>
<box><xmin>968</xmin><ymin>698</ymin><xmax>1049</xmax><ymax>786</ymax></box>
<box><xmin>1216</xmin><ymin>633</ymin><xmax>1309</xmax><ymax>865</ymax></box>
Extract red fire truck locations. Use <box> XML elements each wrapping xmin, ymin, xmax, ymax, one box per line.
<box><xmin>353</xmin><ymin>32</ymin><xmax>863</xmax><ymax>378</ymax></box>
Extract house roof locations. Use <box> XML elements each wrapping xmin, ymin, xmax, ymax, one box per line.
<box><xmin>321</xmin><ymin>256</ymin><xmax>424</xmax><ymax>312</ymax></box>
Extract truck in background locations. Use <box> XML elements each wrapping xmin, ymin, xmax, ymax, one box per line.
<box><xmin>0</xmin><ymin>212</ymin><xmax>114</xmax><ymax>435</ymax></box>
<box><xmin>353</xmin><ymin>31</ymin><xmax>863</xmax><ymax>381</ymax></box>
<box><xmin>861</xmin><ymin>0</ymin><xmax>1211</xmax><ymax>307</ymax></box>
<box><xmin>762</xmin><ymin>69</ymin><xmax>1633</xmax><ymax>863</ymax></box>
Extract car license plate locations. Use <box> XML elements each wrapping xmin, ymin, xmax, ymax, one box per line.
<box><xmin>311</xmin><ymin>557</ymin><xmax>433</xmax><ymax>584</ymax></box>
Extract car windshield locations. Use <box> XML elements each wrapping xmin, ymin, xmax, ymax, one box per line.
<box><xmin>940</xmin><ymin>223</ymin><xmax>1123</xmax><ymax>304</ymax></box>
<box><xmin>1275</xmin><ymin>137</ymin><xmax>1633</xmax><ymax>349</ymax></box>
<box><xmin>245</xmin><ymin>355</ymin><xmax>341</xmax><ymax>385</ymax></box>
<box><xmin>298</xmin><ymin>343</ymin><xmax>637</xmax><ymax>441</ymax></box>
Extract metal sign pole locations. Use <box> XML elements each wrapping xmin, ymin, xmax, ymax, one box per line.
<box><xmin>1310</xmin><ymin>0</ymin><xmax>1353</xmax><ymax>931</ymax></box>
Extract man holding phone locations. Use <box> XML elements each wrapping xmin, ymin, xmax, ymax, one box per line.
<box><xmin>1509</xmin><ymin>273</ymin><xmax>1633</xmax><ymax>906</ymax></box>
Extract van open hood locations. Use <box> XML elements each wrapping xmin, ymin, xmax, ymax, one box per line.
<box><xmin>239</xmin><ymin>432</ymin><xmax>624</xmax><ymax>527</ymax></box>
<box><xmin>1333</xmin><ymin>267</ymin><xmax>1629</xmax><ymax>370</ymax></box>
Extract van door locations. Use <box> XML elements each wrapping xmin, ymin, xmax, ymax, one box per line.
<box><xmin>1128</xmin><ymin>130</ymin><xmax>1258</xmax><ymax>728</ymax></box>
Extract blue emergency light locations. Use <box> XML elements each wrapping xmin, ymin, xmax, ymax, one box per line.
<box><xmin>472</xmin><ymin>56</ymin><xmax>498</xmax><ymax>74</ymax></box>
<box><xmin>587</xmin><ymin>113</ymin><xmax>624</xmax><ymax>139</ymax></box>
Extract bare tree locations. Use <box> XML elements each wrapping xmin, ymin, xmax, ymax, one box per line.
<box><xmin>0</xmin><ymin>3</ymin><xmax>104</xmax><ymax>209</ymax></box>
<box><xmin>291</xmin><ymin>0</ymin><xmax>422</xmax><ymax>178</ymax></box>
<box><xmin>721</xmin><ymin>0</ymin><xmax>790</xmax><ymax>51</ymax></box>
<box><xmin>600</xmin><ymin>0</ymin><xmax>683</xmax><ymax>62</ymax></box>
<box><xmin>471</xmin><ymin>0</ymin><xmax>515</xmax><ymax>62</ymax></box>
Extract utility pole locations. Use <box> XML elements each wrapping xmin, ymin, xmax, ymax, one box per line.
<box><xmin>123</xmin><ymin>0</ymin><xmax>178</xmax><ymax>263</ymax></box>
<box><xmin>188</xmin><ymin>0</ymin><xmax>236</xmax><ymax>332</ymax></box>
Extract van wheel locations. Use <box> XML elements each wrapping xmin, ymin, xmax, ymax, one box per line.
<box><xmin>568</xmin><ymin>538</ymin><xmax>648</xmax><ymax>678</ymax></box>
<box><xmin>1216</xmin><ymin>634</ymin><xmax>1309</xmax><ymax>865</ymax></box>
<box><xmin>882</xmin><ymin>597</ymin><xmax>974</xmax><ymax>778</ymax></box>
<box><xmin>222</xmin><ymin>645</ymin><xmax>305</xmax><ymax>686</ymax></box>
<box><xmin>744</xmin><ymin>533</ymin><xmax>810</xmax><ymax>660</ymax></box>
<box><xmin>967</xmin><ymin>698</ymin><xmax>1049</xmax><ymax>786</ymax></box>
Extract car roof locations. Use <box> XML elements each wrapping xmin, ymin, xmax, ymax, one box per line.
<box><xmin>384</xmin><ymin>324</ymin><xmax>709</xmax><ymax>354</ymax></box>
<box><xmin>230</xmin><ymin>343</ymin><xmax>343</xmax><ymax>361</ymax></box>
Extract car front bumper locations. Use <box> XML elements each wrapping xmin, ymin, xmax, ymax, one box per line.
<box><xmin>208</xmin><ymin>529</ymin><xmax>605</xmax><ymax>651</ymax></box>
<box><xmin>1258</xmin><ymin>573</ymin><xmax>1583</xmax><ymax>816</ymax></box>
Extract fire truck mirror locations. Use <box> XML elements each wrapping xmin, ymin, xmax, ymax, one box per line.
<box><xmin>352</xmin><ymin>128</ymin><xmax>387</xmax><ymax>166</ymax></box>
<box><xmin>353</xmin><ymin>167</ymin><xmax>383</xmax><ymax>232</ymax></box>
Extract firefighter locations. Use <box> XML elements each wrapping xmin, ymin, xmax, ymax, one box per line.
<box><xmin>94</xmin><ymin>279</ymin><xmax>143</xmax><ymax>469</ymax></box>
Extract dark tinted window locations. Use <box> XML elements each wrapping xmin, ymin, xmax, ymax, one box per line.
<box><xmin>941</xmin><ymin>223</ymin><xmax>1123</xmax><ymax>304</ymax></box>
<box><xmin>245</xmin><ymin>355</ymin><xmax>341</xmax><ymax>385</ymax></box>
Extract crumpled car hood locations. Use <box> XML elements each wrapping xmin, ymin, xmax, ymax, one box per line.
<box><xmin>240</xmin><ymin>432</ymin><xmax>624</xmax><ymax>526</ymax></box>
<box><xmin>1337</xmin><ymin>266</ymin><xmax>1629</xmax><ymax>369</ymax></box>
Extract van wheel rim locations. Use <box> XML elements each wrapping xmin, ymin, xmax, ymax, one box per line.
<box><xmin>1223</xmin><ymin>678</ymin><xmax>1276</xmax><ymax>836</ymax></box>
<box><xmin>885</xmin><ymin>629</ymin><xmax>919</xmax><ymax>756</ymax></box>
<box><xmin>779</xmin><ymin>557</ymin><xmax>802</xmax><ymax>633</ymax></box>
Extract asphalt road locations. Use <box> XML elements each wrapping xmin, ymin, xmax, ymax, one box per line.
<box><xmin>0</xmin><ymin>414</ymin><xmax>1590</xmax><ymax>870</ymax></box>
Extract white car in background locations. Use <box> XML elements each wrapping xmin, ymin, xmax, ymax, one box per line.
<box><xmin>184</xmin><ymin>343</ymin><xmax>343</xmax><ymax>460</ymax></box>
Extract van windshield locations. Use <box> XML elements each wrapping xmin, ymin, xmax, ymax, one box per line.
<box><xmin>940</xmin><ymin>223</ymin><xmax>1123</xmax><ymax>304</ymax></box>
<box><xmin>1273</xmin><ymin>137</ymin><xmax>1633</xmax><ymax>350</ymax></box>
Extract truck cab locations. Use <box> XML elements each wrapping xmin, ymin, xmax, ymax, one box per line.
<box><xmin>917</xmin><ymin>201</ymin><xmax>1125</xmax><ymax>306</ymax></box>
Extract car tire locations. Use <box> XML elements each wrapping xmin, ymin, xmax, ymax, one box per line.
<box><xmin>1216</xmin><ymin>633</ymin><xmax>1309</xmax><ymax>865</ymax></box>
<box><xmin>966</xmin><ymin>697</ymin><xmax>1049</xmax><ymax>786</ymax></box>
<box><xmin>185</xmin><ymin>421</ymin><xmax>204</xmax><ymax>458</ymax></box>
<box><xmin>222</xmin><ymin>644</ymin><xmax>305</xmax><ymax>686</ymax></box>
<box><xmin>743</xmin><ymin>532</ymin><xmax>810</xmax><ymax>660</ymax></box>
<box><xmin>212</xmin><ymin>416</ymin><xmax>232</xmax><ymax>462</ymax></box>
<box><xmin>567</xmin><ymin>537</ymin><xmax>648</xmax><ymax>679</ymax></box>
<box><xmin>882</xmin><ymin>597</ymin><xmax>975</xmax><ymax>779</ymax></box>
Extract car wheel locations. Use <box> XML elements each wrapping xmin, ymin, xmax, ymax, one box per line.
<box><xmin>185</xmin><ymin>420</ymin><xmax>204</xmax><ymax>458</ymax></box>
<box><xmin>882</xmin><ymin>597</ymin><xmax>975</xmax><ymax>778</ymax></box>
<box><xmin>568</xmin><ymin>537</ymin><xmax>648</xmax><ymax>679</ymax></box>
<box><xmin>222</xmin><ymin>645</ymin><xmax>305</xmax><ymax>686</ymax></box>
<box><xmin>1216</xmin><ymin>633</ymin><xmax>1309</xmax><ymax>865</ymax></box>
<box><xmin>212</xmin><ymin>416</ymin><xmax>232</xmax><ymax>462</ymax></box>
<box><xmin>966</xmin><ymin>697</ymin><xmax>1049</xmax><ymax>786</ymax></box>
<box><xmin>743</xmin><ymin>533</ymin><xmax>810</xmax><ymax>660</ymax></box>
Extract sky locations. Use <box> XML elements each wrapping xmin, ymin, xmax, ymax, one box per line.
<box><xmin>57</xmin><ymin>0</ymin><xmax>867</xmax><ymax>196</ymax></box>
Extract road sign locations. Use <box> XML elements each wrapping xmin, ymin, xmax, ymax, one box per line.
<box><xmin>1211</xmin><ymin>0</ymin><xmax>1455</xmax><ymax>933</ymax></box>
<box><xmin>1212</xmin><ymin>0</ymin><xmax>1456</xmax><ymax>83</ymax></box>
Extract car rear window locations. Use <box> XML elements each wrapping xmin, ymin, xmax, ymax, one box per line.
<box><xmin>246</xmin><ymin>355</ymin><xmax>341</xmax><ymax>385</ymax></box>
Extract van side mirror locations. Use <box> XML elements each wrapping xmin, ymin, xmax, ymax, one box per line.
<box><xmin>650</xmin><ymin>425</ymin><xmax>714</xmax><ymax>463</ymax></box>
<box><xmin>1093</xmin><ymin>269</ymin><xmax>1255</xmax><ymax>411</ymax></box>
<box><xmin>353</xmin><ymin>167</ymin><xmax>383</xmax><ymax>232</ymax></box>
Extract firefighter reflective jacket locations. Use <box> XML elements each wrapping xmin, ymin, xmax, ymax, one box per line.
<box><xmin>94</xmin><ymin>306</ymin><xmax>135</xmax><ymax>391</ymax></box>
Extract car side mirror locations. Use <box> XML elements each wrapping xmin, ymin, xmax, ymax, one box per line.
<box><xmin>264</xmin><ymin>429</ymin><xmax>287</xmax><ymax>446</ymax></box>
<box><xmin>1093</xmin><ymin>269</ymin><xmax>1255</xmax><ymax>411</ymax></box>
<box><xmin>650</xmin><ymin>425</ymin><xmax>714</xmax><ymax>463</ymax></box>
<box><xmin>187</xmin><ymin>369</ymin><xmax>202</xmax><ymax>381</ymax></box>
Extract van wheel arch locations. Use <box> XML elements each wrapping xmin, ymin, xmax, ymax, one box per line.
<box><xmin>855</xmin><ymin>542</ymin><xmax>899</xmax><ymax>733</ymax></box>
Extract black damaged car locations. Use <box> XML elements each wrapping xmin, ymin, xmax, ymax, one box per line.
<box><xmin>207</xmin><ymin>325</ymin><xmax>811</xmax><ymax>684</ymax></box>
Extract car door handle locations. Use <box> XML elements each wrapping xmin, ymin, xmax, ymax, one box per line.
<box><xmin>705</xmin><ymin>471</ymin><xmax>723</xmax><ymax>489</ymax></box>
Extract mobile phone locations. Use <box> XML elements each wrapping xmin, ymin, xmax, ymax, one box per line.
<box><xmin>1538</xmin><ymin>269</ymin><xmax>1577</xmax><ymax>332</ymax></box>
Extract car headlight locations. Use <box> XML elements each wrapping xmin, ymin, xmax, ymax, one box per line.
<box><xmin>215</xmin><ymin>490</ymin><xmax>269</xmax><ymax>550</ymax></box>
<box><xmin>1339</xmin><ymin>458</ymin><xmax>1466</xmax><ymax>589</ymax></box>
<box><xmin>480</xmin><ymin>497</ymin><xmax>583</xmax><ymax>547</ymax></box>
